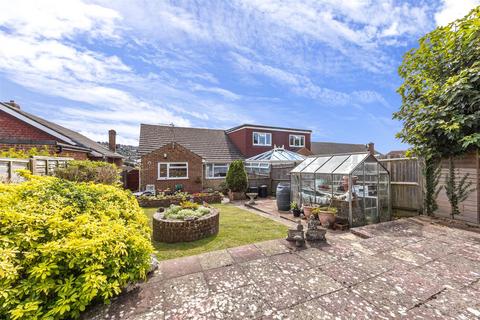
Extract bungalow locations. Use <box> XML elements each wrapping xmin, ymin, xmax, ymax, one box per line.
<box><xmin>0</xmin><ymin>100</ymin><xmax>123</xmax><ymax>165</ymax></box>
<box><xmin>138</xmin><ymin>123</ymin><xmax>377</xmax><ymax>193</ymax></box>
<box><xmin>138</xmin><ymin>123</ymin><xmax>313</xmax><ymax>193</ymax></box>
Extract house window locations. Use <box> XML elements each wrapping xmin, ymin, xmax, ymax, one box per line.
<box><xmin>158</xmin><ymin>162</ymin><xmax>188</xmax><ymax>180</ymax></box>
<box><xmin>253</xmin><ymin>132</ymin><xmax>272</xmax><ymax>146</ymax></box>
<box><xmin>289</xmin><ymin>134</ymin><xmax>305</xmax><ymax>147</ymax></box>
<box><xmin>245</xmin><ymin>162</ymin><xmax>270</xmax><ymax>176</ymax></box>
<box><xmin>206</xmin><ymin>163</ymin><xmax>229</xmax><ymax>179</ymax></box>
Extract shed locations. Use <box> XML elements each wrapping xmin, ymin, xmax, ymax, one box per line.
<box><xmin>291</xmin><ymin>152</ymin><xmax>390</xmax><ymax>227</ymax></box>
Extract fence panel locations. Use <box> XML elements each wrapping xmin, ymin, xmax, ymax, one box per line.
<box><xmin>379</xmin><ymin>157</ymin><xmax>423</xmax><ymax>216</ymax></box>
<box><xmin>0</xmin><ymin>156</ymin><xmax>72</xmax><ymax>182</ymax></box>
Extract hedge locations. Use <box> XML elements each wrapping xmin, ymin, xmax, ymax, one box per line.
<box><xmin>54</xmin><ymin>160</ymin><xmax>120</xmax><ymax>185</ymax></box>
<box><xmin>0</xmin><ymin>173</ymin><xmax>153</xmax><ymax>319</ymax></box>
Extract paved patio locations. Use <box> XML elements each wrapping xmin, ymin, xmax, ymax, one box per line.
<box><xmin>83</xmin><ymin>217</ymin><xmax>480</xmax><ymax>319</ymax></box>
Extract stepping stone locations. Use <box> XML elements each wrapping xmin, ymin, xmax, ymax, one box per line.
<box><xmin>159</xmin><ymin>255</ymin><xmax>202</xmax><ymax>279</ymax></box>
<box><xmin>204</xmin><ymin>264</ymin><xmax>251</xmax><ymax>293</ymax></box>
<box><xmin>198</xmin><ymin>250</ymin><xmax>234</xmax><ymax>270</ymax></box>
<box><xmin>255</xmin><ymin>239</ymin><xmax>290</xmax><ymax>256</ymax></box>
<box><xmin>228</xmin><ymin>244</ymin><xmax>265</xmax><ymax>263</ymax></box>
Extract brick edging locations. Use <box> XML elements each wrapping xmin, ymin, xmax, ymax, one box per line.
<box><xmin>152</xmin><ymin>209</ymin><xmax>219</xmax><ymax>243</ymax></box>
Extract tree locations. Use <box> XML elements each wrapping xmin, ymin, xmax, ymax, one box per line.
<box><xmin>394</xmin><ymin>7</ymin><xmax>480</xmax><ymax>216</ymax></box>
<box><xmin>225</xmin><ymin>160</ymin><xmax>248</xmax><ymax>192</ymax></box>
<box><xmin>422</xmin><ymin>157</ymin><xmax>442</xmax><ymax>215</ymax></box>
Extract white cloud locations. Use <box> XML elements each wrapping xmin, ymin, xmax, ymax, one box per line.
<box><xmin>435</xmin><ymin>0</ymin><xmax>479</xmax><ymax>26</ymax></box>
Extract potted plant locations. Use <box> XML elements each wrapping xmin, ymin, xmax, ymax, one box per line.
<box><xmin>318</xmin><ymin>206</ymin><xmax>337</xmax><ymax>228</ymax></box>
<box><xmin>302</xmin><ymin>197</ymin><xmax>315</xmax><ymax>218</ymax></box>
<box><xmin>226</xmin><ymin>160</ymin><xmax>248</xmax><ymax>201</ymax></box>
<box><xmin>290</xmin><ymin>201</ymin><xmax>301</xmax><ymax>217</ymax></box>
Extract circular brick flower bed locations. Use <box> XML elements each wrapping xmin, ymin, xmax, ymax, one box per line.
<box><xmin>152</xmin><ymin>209</ymin><xmax>219</xmax><ymax>243</ymax></box>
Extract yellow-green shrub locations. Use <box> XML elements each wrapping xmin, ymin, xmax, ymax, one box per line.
<box><xmin>54</xmin><ymin>160</ymin><xmax>120</xmax><ymax>185</ymax></box>
<box><xmin>0</xmin><ymin>147</ymin><xmax>51</xmax><ymax>159</ymax></box>
<box><xmin>0</xmin><ymin>174</ymin><xmax>153</xmax><ymax>319</ymax></box>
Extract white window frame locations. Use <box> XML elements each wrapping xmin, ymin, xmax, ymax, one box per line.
<box><xmin>205</xmin><ymin>163</ymin><xmax>229</xmax><ymax>179</ymax></box>
<box><xmin>158</xmin><ymin>162</ymin><xmax>188</xmax><ymax>180</ymax></box>
<box><xmin>289</xmin><ymin>134</ymin><xmax>305</xmax><ymax>147</ymax></box>
<box><xmin>252</xmin><ymin>132</ymin><xmax>272</xmax><ymax>146</ymax></box>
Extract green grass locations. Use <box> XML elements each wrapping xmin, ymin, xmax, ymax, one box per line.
<box><xmin>142</xmin><ymin>204</ymin><xmax>288</xmax><ymax>261</ymax></box>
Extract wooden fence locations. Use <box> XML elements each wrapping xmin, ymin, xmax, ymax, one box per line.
<box><xmin>379</xmin><ymin>157</ymin><xmax>423</xmax><ymax>216</ymax></box>
<box><xmin>0</xmin><ymin>156</ymin><xmax>72</xmax><ymax>183</ymax></box>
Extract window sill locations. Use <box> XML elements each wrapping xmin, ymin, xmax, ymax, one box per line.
<box><xmin>206</xmin><ymin>177</ymin><xmax>226</xmax><ymax>180</ymax></box>
<box><xmin>252</xmin><ymin>144</ymin><xmax>272</xmax><ymax>147</ymax></box>
<box><xmin>289</xmin><ymin>145</ymin><xmax>305</xmax><ymax>148</ymax></box>
<box><xmin>157</xmin><ymin>177</ymin><xmax>189</xmax><ymax>180</ymax></box>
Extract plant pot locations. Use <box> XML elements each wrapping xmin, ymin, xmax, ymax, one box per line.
<box><xmin>291</xmin><ymin>209</ymin><xmax>301</xmax><ymax>217</ymax></box>
<box><xmin>303</xmin><ymin>206</ymin><xmax>314</xmax><ymax>218</ymax></box>
<box><xmin>319</xmin><ymin>212</ymin><xmax>336</xmax><ymax>228</ymax></box>
<box><xmin>228</xmin><ymin>190</ymin><xmax>246</xmax><ymax>201</ymax></box>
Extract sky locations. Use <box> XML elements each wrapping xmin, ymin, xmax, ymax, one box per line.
<box><xmin>0</xmin><ymin>0</ymin><xmax>479</xmax><ymax>153</ymax></box>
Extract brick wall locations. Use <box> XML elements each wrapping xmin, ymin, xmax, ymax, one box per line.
<box><xmin>0</xmin><ymin>111</ymin><xmax>57</xmax><ymax>140</ymax></box>
<box><xmin>140</xmin><ymin>142</ymin><xmax>203</xmax><ymax>193</ymax></box>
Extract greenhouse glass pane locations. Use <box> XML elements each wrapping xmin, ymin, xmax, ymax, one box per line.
<box><xmin>302</xmin><ymin>156</ymin><xmax>331</xmax><ymax>173</ymax></box>
<box><xmin>291</xmin><ymin>157</ymin><xmax>316</xmax><ymax>173</ymax></box>
<box><xmin>332</xmin><ymin>153</ymin><xmax>369</xmax><ymax>174</ymax></box>
<box><xmin>315</xmin><ymin>155</ymin><xmax>349</xmax><ymax>173</ymax></box>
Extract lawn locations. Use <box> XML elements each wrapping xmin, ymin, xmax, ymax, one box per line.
<box><xmin>142</xmin><ymin>204</ymin><xmax>288</xmax><ymax>261</ymax></box>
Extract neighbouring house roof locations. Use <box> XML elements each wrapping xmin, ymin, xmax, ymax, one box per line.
<box><xmin>225</xmin><ymin>123</ymin><xmax>312</xmax><ymax>134</ymax></box>
<box><xmin>246</xmin><ymin>147</ymin><xmax>305</xmax><ymax>162</ymax></box>
<box><xmin>310</xmin><ymin>141</ymin><xmax>369</xmax><ymax>155</ymax></box>
<box><xmin>0</xmin><ymin>102</ymin><xmax>122</xmax><ymax>159</ymax></box>
<box><xmin>138</xmin><ymin>124</ymin><xmax>244</xmax><ymax>162</ymax></box>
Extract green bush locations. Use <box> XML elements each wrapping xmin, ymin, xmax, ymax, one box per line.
<box><xmin>0</xmin><ymin>147</ymin><xmax>51</xmax><ymax>159</ymax></box>
<box><xmin>54</xmin><ymin>160</ymin><xmax>120</xmax><ymax>185</ymax></box>
<box><xmin>225</xmin><ymin>160</ymin><xmax>248</xmax><ymax>192</ymax></box>
<box><xmin>0</xmin><ymin>174</ymin><xmax>153</xmax><ymax>319</ymax></box>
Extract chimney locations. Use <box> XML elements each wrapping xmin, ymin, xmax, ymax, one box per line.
<box><xmin>5</xmin><ymin>100</ymin><xmax>20</xmax><ymax>109</ymax></box>
<box><xmin>367</xmin><ymin>142</ymin><xmax>375</xmax><ymax>155</ymax></box>
<box><xmin>108</xmin><ymin>129</ymin><xmax>116</xmax><ymax>153</ymax></box>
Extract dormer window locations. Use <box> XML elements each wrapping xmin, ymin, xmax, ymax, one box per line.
<box><xmin>289</xmin><ymin>134</ymin><xmax>305</xmax><ymax>147</ymax></box>
<box><xmin>253</xmin><ymin>132</ymin><xmax>272</xmax><ymax>146</ymax></box>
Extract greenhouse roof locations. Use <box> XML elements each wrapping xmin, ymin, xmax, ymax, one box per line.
<box><xmin>246</xmin><ymin>147</ymin><xmax>305</xmax><ymax>162</ymax></box>
<box><xmin>291</xmin><ymin>152</ymin><xmax>374</xmax><ymax>174</ymax></box>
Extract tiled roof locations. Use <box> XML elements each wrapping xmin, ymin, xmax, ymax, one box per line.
<box><xmin>310</xmin><ymin>141</ymin><xmax>368</xmax><ymax>155</ymax></box>
<box><xmin>226</xmin><ymin>123</ymin><xmax>312</xmax><ymax>133</ymax></box>
<box><xmin>0</xmin><ymin>102</ymin><xmax>122</xmax><ymax>159</ymax></box>
<box><xmin>138</xmin><ymin>124</ymin><xmax>244</xmax><ymax>162</ymax></box>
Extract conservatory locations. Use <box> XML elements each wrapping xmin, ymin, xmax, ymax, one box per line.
<box><xmin>291</xmin><ymin>153</ymin><xmax>390</xmax><ymax>227</ymax></box>
<box><xmin>245</xmin><ymin>147</ymin><xmax>305</xmax><ymax>176</ymax></box>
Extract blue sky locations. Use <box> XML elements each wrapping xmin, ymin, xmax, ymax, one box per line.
<box><xmin>0</xmin><ymin>0</ymin><xmax>478</xmax><ymax>152</ymax></box>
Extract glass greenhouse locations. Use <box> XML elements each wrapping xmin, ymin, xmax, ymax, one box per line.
<box><xmin>245</xmin><ymin>147</ymin><xmax>305</xmax><ymax>176</ymax></box>
<box><xmin>290</xmin><ymin>153</ymin><xmax>390</xmax><ymax>227</ymax></box>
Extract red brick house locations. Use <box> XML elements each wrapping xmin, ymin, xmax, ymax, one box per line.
<box><xmin>226</xmin><ymin>124</ymin><xmax>312</xmax><ymax>157</ymax></box>
<box><xmin>138</xmin><ymin>123</ymin><xmax>314</xmax><ymax>192</ymax></box>
<box><xmin>0</xmin><ymin>101</ymin><xmax>123</xmax><ymax>164</ymax></box>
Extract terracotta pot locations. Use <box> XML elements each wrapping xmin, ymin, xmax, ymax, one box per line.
<box><xmin>303</xmin><ymin>206</ymin><xmax>314</xmax><ymax>218</ymax></box>
<box><xmin>319</xmin><ymin>212</ymin><xmax>336</xmax><ymax>228</ymax></box>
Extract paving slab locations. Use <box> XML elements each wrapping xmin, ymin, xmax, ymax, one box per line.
<box><xmin>254</xmin><ymin>239</ymin><xmax>291</xmax><ymax>256</ymax></box>
<box><xmin>159</xmin><ymin>255</ymin><xmax>202</xmax><ymax>279</ymax></box>
<box><xmin>204</xmin><ymin>264</ymin><xmax>251</xmax><ymax>293</ymax></box>
<box><xmin>81</xmin><ymin>217</ymin><xmax>480</xmax><ymax>320</ymax></box>
<box><xmin>294</xmin><ymin>247</ymin><xmax>337</xmax><ymax>266</ymax></box>
<box><xmin>289</xmin><ymin>267</ymin><xmax>343</xmax><ymax>298</ymax></box>
<box><xmin>228</xmin><ymin>244</ymin><xmax>265</xmax><ymax>263</ymax></box>
<box><xmin>198</xmin><ymin>249</ymin><xmax>235</xmax><ymax>270</ymax></box>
